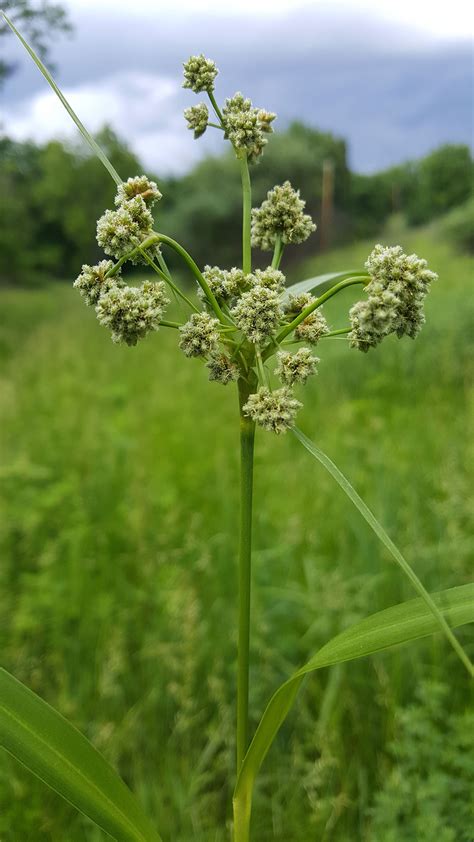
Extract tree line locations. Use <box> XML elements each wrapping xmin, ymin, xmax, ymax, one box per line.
<box><xmin>0</xmin><ymin>123</ymin><xmax>472</xmax><ymax>286</ymax></box>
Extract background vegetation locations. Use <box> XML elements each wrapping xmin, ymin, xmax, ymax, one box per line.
<box><xmin>0</xmin><ymin>164</ymin><xmax>473</xmax><ymax>841</ymax></box>
<box><xmin>0</xmin><ymin>127</ymin><xmax>472</xmax><ymax>285</ymax></box>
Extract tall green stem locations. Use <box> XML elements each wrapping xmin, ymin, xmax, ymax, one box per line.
<box><xmin>237</xmin><ymin>380</ymin><xmax>256</xmax><ymax>775</ymax></box>
<box><xmin>240</xmin><ymin>156</ymin><xmax>252</xmax><ymax>275</ymax></box>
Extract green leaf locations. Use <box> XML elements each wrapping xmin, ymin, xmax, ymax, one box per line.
<box><xmin>281</xmin><ymin>271</ymin><xmax>368</xmax><ymax>303</ymax></box>
<box><xmin>233</xmin><ymin>584</ymin><xmax>474</xmax><ymax>838</ymax></box>
<box><xmin>0</xmin><ymin>669</ymin><xmax>162</xmax><ymax>842</ymax></box>
<box><xmin>292</xmin><ymin>426</ymin><xmax>474</xmax><ymax>677</ymax></box>
<box><xmin>1</xmin><ymin>11</ymin><xmax>122</xmax><ymax>187</ymax></box>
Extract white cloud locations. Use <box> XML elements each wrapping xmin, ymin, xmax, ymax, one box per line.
<box><xmin>0</xmin><ymin>71</ymin><xmax>215</xmax><ymax>174</ymax></box>
<box><xmin>70</xmin><ymin>0</ymin><xmax>473</xmax><ymax>38</ymax></box>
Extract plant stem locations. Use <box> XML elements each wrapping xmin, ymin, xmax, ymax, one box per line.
<box><xmin>139</xmin><ymin>247</ymin><xmax>200</xmax><ymax>312</ymax></box>
<box><xmin>271</xmin><ymin>236</ymin><xmax>284</xmax><ymax>270</ymax></box>
<box><xmin>208</xmin><ymin>90</ymin><xmax>225</xmax><ymax>125</ymax></box>
<box><xmin>237</xmin><ymin>380</ymin><xmax>256</xmax><ymax>776</ymax></box>
<box><xmin>272</xmin><ymin>276</ymin><xmax>367</xmax><ymax>348</ymax></box>
<box><xmin>240</xmin><ymin>156</ymin><xmax>252</xmax><ymax>275</ymax></box>
<box><xmin>155</xmin><ymin>233</ymin><xmax>228</xmax><ymax>323</ymax></box>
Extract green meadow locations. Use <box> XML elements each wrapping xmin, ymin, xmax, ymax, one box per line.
<box><xmin>0</xmin><ymin>226</ymin><xmax>473</xmax><ymax>840</ymax></box>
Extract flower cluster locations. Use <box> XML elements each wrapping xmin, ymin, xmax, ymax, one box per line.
<box><xmin>231</xmin><ymin>284</ymin><xmax>282</xmax><ymax>344</ymax></box>
<box><xmin>284</xmin><ymin>293</ymin><xmax>329</xmax><ymax>345</ymax></box>
<box><xmin>179</xmin><ymin>312</ymin><xmax>220</xmax><ymax>358</ymax></box>
<box><xmin>115</xmin><ymin>176</ymin><xmax>161</xmax><ymax>207</ymax></box>
<box><xmin>275</xmin><ymin>348</ymin><xmax>319</xmax><ymax>386</ymax></box>
<box><xmin>201</xmin><ymin>266</ymin><xmax>246</xmax><ymax>302</ymax></box>
<box><xmin>96</xmin><ymin>280</ymin><xmax>169</xmax><ymax>346</ymax></box>
<box><xmin>243</xmin><ymin>387</ymin><xmax>302</xmax><ymax>434</ymax></box>
<box><xmin>182</xmin><ymin>55</ymin><xmax>218</xmax><ymax>93</ymax></box>
<box><xmin>251</xmin><ymin>181</ymin><xmax>316</xmax><ymax>251</ymax></box>
<box><xmin>74</xmin><ymin>176</ymin><xmax>169</xmax><ymax>345</ymax></box>
<box><xmin>97</xmin><ymin>195</ymin><xmax>156</xmax><ymax>264</ymax></box>
<box><xmin>222</xmin><ymin>93</ymin><xmax>276</xmax><ymax>162</ymax></box>
<box><xmin>73</xmin><ymin>260</ymin><xmax>116</xmax><ymax>306</ymax></box>
<box><xmin>184</xmin><ymin>103</ymin><xmax>209</xmax><ymax>139</ymax></box>
<box><xmin>206</xmin><ymin>353</ymin><xmax>239</xmax><ymax>385</ymax></box>
<box><xmin>349</xmin><ymin>245</ymin><xmax>438</xmax><ymax>352</ymax></box>
<box><xmin>73</xmin><ymin>53</ymin><xmax>438</xmax><ymax>438</ymax></box>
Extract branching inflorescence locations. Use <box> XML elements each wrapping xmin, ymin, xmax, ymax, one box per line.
<box><xmin>74</xmin><ymin>59</ymin><xmax>437</xmax><ymax>434</ymax></box>
<box><xmin>3</xmin><ymin>14</ymin><xmax>473</xmax><ymax>842</ymax></box>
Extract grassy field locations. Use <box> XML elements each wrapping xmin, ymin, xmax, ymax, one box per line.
<box><xmin>0</xmin><ymin>226</ymin><xmax>473</xmax><ymax>840</ymax></box>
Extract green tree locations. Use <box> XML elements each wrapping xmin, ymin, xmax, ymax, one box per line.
<box><xmin>0</xmin><ymin>1</ymin><xmax>71</xmax><ymax>84</ymax></box>
<box><xmin>405</xmin><ymin>144</ymin><xmax>473</xmax><ymax>225</ymax></box>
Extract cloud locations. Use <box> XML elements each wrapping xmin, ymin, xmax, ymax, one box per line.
<box><xmin>1</xmin><ymin>5</ymin><xmax>472</xmax><ymax>175</ymax></box>
<box><xmin>0</xmin><ymin>71</ymin><xmax>222</xmax><ymax>174</ymax></box>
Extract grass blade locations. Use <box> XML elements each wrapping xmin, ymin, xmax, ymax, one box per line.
<box><xmin>233</xmin><ymin>584</ymin><xmax>474</xmax><ymax>840</ymax></box>
<box><xmin>292</xmin><ymin>425</ymin><xmax>474</xmax><ymax>676</ymax></box>
<box><xmin>1</xmin><ymin>11</ymin><xmax>122</xmax><ymax>186</ymax></box>
<box><xmin>0</xmin><ymin>669</ymin><xmax>162</xmax><ymax>842</ymax></box>
<box><xmin>281</xmin><ymin>271</ymin><xmax>368</xmax><ymax>303</ymax></box>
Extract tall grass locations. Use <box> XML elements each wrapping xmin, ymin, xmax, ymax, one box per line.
<box><xmin>0</xmin><ymin>227</ymin><xmax>472</xmax><ymax>840</ymax></box>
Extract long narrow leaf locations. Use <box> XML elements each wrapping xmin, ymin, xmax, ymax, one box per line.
<box><xmin>234</xmin><ymin>584</ymin><xmax>474</xmax><ymax>836</ymax></box>
<box><xmin>1</xmin><ymin>12</ymin><xmax>122</xmax><ymax>186</ymax></box>
<box><xmin>281</xmin><ymin>271</ymin><xmax>368</xmax><ymax>303</ymax></box>
<box><xmin>0</xmin><ymin>669</ymin><xmax>162</xmax><ymax>842</ymax></box>
<box><xmin>292</xmin><ymin>426</ymin><xmax>474</xmax><ymax>675</ymax></box>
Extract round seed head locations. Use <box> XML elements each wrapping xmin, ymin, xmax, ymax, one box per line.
<box><xmin>275</xmin><ymin>347</ymin><xmax>319</xmax><ymax>386</ymax></box>
<box><xmin>251</xmin><ymin>181</ymin><xmax>316</xmax><ymax>251</ymax></box>
<box><xmin>243</xmin><ymin>387</ymin><xmax>302</xmax><ymax>434</ymax></box>
<box><xmin>73</xmin><ymin>260</ymin><xmax>116</xmax><ymax>306</ymax></box>
<box><xmin>184</xmin><ymin>103</ymin><xmax>209</xmax><ymax>139</ymax></box>
<box><xmin>95</xmin><ymin>280</ymin><xmax>169</xmax><ymax>346</ymax></box>
<box><xmin>183</xmin><ymin>55</ymin><xmax>218</xmax><ymax>93</ymax></box>
<box><xmin>179</xmin><ymin>312</ymin><xmax>220</xmax><ymax>358</ymax></box>
<box><xmin>115</xmin><ymin>176</ymin><xmax>162</xmax><ymax>208</ymax></box>
<box><xmin>231</xmin><ymin>285</ymin><xmax>282</xmax><ymax>343</ymax></box>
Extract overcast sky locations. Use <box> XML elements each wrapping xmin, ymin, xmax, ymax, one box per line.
<box><xmin>1</xmin><ymin>0</ymin><xmax>473</xmax><ymax>175</ymax></box>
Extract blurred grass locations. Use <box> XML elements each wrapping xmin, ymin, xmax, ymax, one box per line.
<box><xmin>0</xmin><ymin>224</ymin><xmax>473</xmax><ymax>840</ymax></box>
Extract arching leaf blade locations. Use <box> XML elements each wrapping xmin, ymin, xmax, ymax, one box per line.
<box><xmin>292</xmin><ymin>425</ymin><xmax>474</xmax><ymax>675</ymax></box>
<box><xmin>234</xmin><ymin>584</ymin><xmax>474</xmax><ymax>835</ymax></box>
<box><xmin>0</xmin><ymin>668</ymin><xmax>162</xmax><ymax>842</ymax></box>
<box><xmin>1</xmin><ymin>11</ymin><xmax>122</xmax><ymax>186</ymax></box>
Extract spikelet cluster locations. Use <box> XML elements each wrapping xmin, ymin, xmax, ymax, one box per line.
<box><xmin>182</xmin><ymin>55</ymin><xmax>218</xmax><ymax>93</ymax></box>
<box><xmin>184</xmin><ymin>103</ymin><xmax>209</xmax><ymax>139</ymax></box>
<box><xmin>251</xmin><ymin>181</ymin><xmax>316</xmax><ymax>250</ymax></box>
<box><xmin>73</xmin><ymin>260</ymin><xmax>116</xmax><ymax>306</ymax></box>
<box><xmin>96</xmin><ymin>196</ymin><xmax>156</xmax><ymax>263</ymax></box>
<box><xmin>179</xmin><ymin>312</ymin><xmax>220</xmax><ymax>357</ymax></box>
<box><xmin>349</xmin><ymin>245</ymin><xmax>437</xmax><ymax>352</ymax></box>
<box><xmin>243</xmin><ymin>387</ymin><xmax>302</xmax><ymax>434</ymax></box>
<box><xmin>283</xmin><ymin>293</ymin><xmax>329</xmax><ymax>345</ymax></box>
<box><xmin>231</xmin><ymin>284</ymin><xmax>282</xmax><ymax>343</ymax></box>
<box><xmin>115</xmin><ymin>176</ymin><xmax>161</xmax><ymax>207</ymax></box>
<box><xmin>96</xmin><ymin>280</ymin><xmax>169</xmax><ymax>346</ymax></box>
<box><xmin>206</xmin><ymin>353</ymin><xmax>239</xmax><ymax>385</ymax></box>
<box><xmin>222</xmin><ymin>93</ymin><xmax>276</xmax><ymax>162</ymax></box>
<box><xmin>275</xmin><ymin>348</ymin><xmax>319</xmax><ymax>386</ymax></box>
<box><xmin>200</xmin><ymin>266</ymin><xmax>246</xmax><ymax>302</ymax></box>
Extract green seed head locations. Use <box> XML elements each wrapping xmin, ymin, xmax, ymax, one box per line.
<box><xmin>95</xmin><ymin>280</ymin><xmax>169</xmax><ymax>346</ymax></box>
<box><xmin>73</xmin><ymin>260</ymin><xmax>116</xmax><ymax>306</ymax></box>
<box><xmin>183</xmin><ymin>55</ymin><xmax>218</xmax><ymax>93</ymax></box>
<box><xmin>251</xmin><ymin>181</ymin><xmax>316</xmax><ymax>251</ymax></box>
<box><xmin>243</xmin><ymin>387</ymin><xmax>302</xmax><ymax>434</ymax></box>
<box><xmin>275</xmin><ymin>348</ymin><xmax>319</xmax><ymax>386</ymax></box>
<box><xmin>179</xmin><ymin>312</ymin><xmax>221</xmax><ymax>358</ymax></box>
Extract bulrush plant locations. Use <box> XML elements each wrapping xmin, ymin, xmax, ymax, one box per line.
<box><xmin>1</xmin><ymin>16</ymin><xmax>473</xmax><ymax>842</ymax></box>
